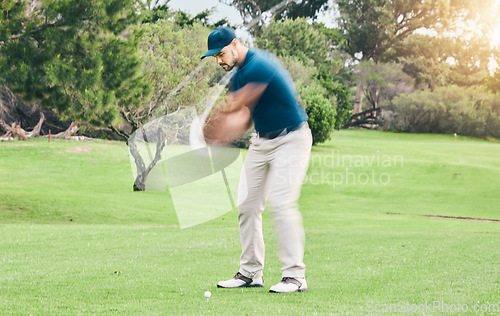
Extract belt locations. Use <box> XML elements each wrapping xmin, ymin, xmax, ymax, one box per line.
<box><xmin>258</xmin><ymin>122</ymin><xmax>306</xmax><ymax>140</ymax></box>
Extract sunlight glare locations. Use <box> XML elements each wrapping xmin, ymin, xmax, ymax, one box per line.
<box><xmin>492</xmin><ymin>25</ymin><xmax>500</xmax><ymax>48</ymax></box>
<box><xmin>493</xmin><ymin>1</ymin><xmax>500</xmax><ymax>48</ymax></box>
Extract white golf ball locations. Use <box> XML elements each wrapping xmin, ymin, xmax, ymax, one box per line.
<box><xmin>204</xmin><ymin>291</ymin><xmax>211</xmax><ymax>299</ymax></box>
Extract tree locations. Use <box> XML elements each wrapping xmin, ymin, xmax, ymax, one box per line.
<box><xmin>141</xmin><ymin>3</ymin><xmax>171</xmax><ymax>24</ymax></box>
<box><xmin>446</xmin><ymin>37</ymin><xmax>493</xmax><ymax>87</ymax></box>
<box><xmin>256</xmin><ymin>18</ymin><xmax>332</xmax><ymax>65</ymax></box>
<box><xmin>486</xmin><ymin>47</ymin><xmax>500</xmax><ymax>94</ymax></box>
<box><xmin>486</xmin><ymin>69</ymin><xmax>500</xmax><ymax>94</ymax></box>
<box><xmin>221</xmin><ymin>0</ymin><xmax>328</xmax><ymax>21</ymax></box>
<box><xmin>389</xmin><ymin>34</ymin><xmax>452</xmax><ymax>89</ymax></box>
<box><xmin>0</xmin><ymin>0</ymin><xmax>149</xmax><ymax>135</ymax></box>
<box><xmin>284</xmin><ymin>0</ymin><xmax>330</xmax><ymax>20</ymax></box>
<box><xmin>343</xmin><ymin>61</ymin><xmax>414</xmax><ymax>128</ymax></box>
<box><xmin>339</xmin><ymin>0</ymin><xmax>497</xmax><ymax>63</ymax></box>
<box><xmin>336</xmin><ymin>0</ymin><xmax>498</xmax><ymax>114</ymax></box>
<box><xmin>389</xmin><ymin>32</ymin><xmax>495</xmax><ymax>90</ymax></box>
<box><xmin>358</xmin><ymin>61</ymin><xmax>414</xmax><ymax>109</ymax></box>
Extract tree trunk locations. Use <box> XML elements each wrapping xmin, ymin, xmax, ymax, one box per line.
<box><xmin>129</xmin><ymin>126</ymin><xmax>167</xmax><ymax>191</ymax></box>
<box><xmin>342</xmin><ymin>107</ymin><xmax>382</xmax><ymax>129</ymax></box>
<box><xmin>0</xmin><ymin>118</ymin><xmax>11</xmax><ymax>134</ymax></box>
<box><xmin>26</xmin><ymin>110</ymin><xmax>45</xmax><ymax>137</ymax></box>
<box><xmin>0</xmin><ymin>121</ymin><xmax>27</xmax><ymax>140</ymax></box>
<box><xmin>0</xmin><ymin>119</ymin><xmax>13</xmax><ymax>141</ymax></box>
<box><xmin>353</xmin><ymin>83</ymin><xmax>364</xmax><ymax>114</ymax></box>
<box><xmin>51</xmin><ymin>122</ymin><xmax>79</xmax><ymax>138</ymax></box>
<box><xmin>109</xmin><ymin>125</ymin><xmax>129</xmax><ymax>142</ymax></box>
<box><xmin>128</xmin><ymin>135</ymin><xmax>147</xmax><ymax>191</ymax></box>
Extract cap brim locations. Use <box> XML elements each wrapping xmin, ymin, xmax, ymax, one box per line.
<box><xmin>200</xmin><ymin>47</ymin><xmax>223</xmax><ymax>59</ymax></box>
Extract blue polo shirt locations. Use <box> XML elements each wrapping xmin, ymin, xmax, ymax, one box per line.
<box><xmin>229</xmin><ymin>48</ymin><xmax>307</xmax><ymax>134</ymax></box>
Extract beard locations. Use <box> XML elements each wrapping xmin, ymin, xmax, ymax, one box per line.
<box><xmin>219</xmin><ymin>50</ymin><xmax>238</xmax><ymax>71</ymax></box>
<box><xmin>221</xmin><ymin>63</ymin><xmax>235</xmax><ymax>71</ymax></box>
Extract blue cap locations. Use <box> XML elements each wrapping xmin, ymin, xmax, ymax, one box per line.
<box><xmin>200</xmin><ymin>26</ymin><xmax>236</xmax><ymax>59</ymax></box>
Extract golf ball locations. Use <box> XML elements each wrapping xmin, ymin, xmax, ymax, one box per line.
<box><xmin>204</xmin><ymin>291</ymin><xmax>211</xmax><ymax>299</ymax></box>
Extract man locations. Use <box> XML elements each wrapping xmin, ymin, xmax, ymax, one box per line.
<box><xmin>201</xmin><ymin>26</ymin><xmax>312</xmax><ymax>293</ymax></box>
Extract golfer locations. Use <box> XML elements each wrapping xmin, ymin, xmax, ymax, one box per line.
<box><xmin>201</xmin><ymin>26</ymin><xmax>312</xmax><ymax>293</ymax></box>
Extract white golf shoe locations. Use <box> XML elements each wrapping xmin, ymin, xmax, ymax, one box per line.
<box><xmin>217</xmin><ymin>272</ymin><xmax>264</xmax><ymax>288</ymax></box>
<box><xmin>269</xmin><ymin>277</ymin><xmax>308</xmax><ymax>293</ymax></box>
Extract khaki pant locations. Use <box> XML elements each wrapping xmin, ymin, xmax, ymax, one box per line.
<box><xmin>237</xmin><ymin>124</ymin><xmax>312</xmax><ymax>279</ymax></box>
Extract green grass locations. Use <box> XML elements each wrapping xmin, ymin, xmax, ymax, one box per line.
<box><xmin>1</xmin><ymin>130</ymin><xmax>499</xmax><ymax>315</ymax></box>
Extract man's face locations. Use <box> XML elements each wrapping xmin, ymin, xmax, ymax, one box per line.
<box><xmin>214</xmin><ymin>44</ymin><xmax>237</xmax><ymax>71</ymax></box>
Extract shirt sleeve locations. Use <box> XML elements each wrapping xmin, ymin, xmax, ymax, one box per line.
<box><xmin>241</xmin><ymin>58</ymin><xmax>276</xmax><ymax>86</ymax></box>
<box><xmin>228</xmin><ymin>51</ymin><xmax>277</xmax><ymax>92</ymax></box>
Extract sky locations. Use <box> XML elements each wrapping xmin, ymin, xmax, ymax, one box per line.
<box><xmin>492</xmin><ymin>0</ymin><xmax>500</xmax><ymax>47</ymax></box>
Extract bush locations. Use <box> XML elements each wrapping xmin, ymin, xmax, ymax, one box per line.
<box><xmin>300</xmin><ymin>85</ymin><xmax>336</xmax><ymax>144</ymax></box>
<box><xmin>278</xmin><ymin>56</ymin><xmax>317</xmax><ymax>88</ymax></box>
<box><xmin>388</xmin><ymin>85</ymin><xmax>500</xmax><ymax>138</ymax></box>
<box><xmin>317</xmin><ymin>77</ymin><xmax>352</xmax><ymax>129</ymax></box>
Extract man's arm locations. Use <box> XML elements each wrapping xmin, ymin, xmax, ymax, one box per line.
<box><xmin>203</xmin><ymin>82</ymin><xmax>266</xmax><ymax>145</ymax></box>
<box><xmin>218</xmin><ymin>83</ymin><xmax>268</xmax><ymax>113</ymax></box>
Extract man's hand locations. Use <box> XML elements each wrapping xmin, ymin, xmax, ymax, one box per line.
<box><xmin>204</xmin><ymin>106</ymin><xmax>252</xmax><ymax>145</ymax></box>
<box><xmin>202</xmin><ymin>82</ymin><xmax>266</xmax><ymax>145</ymax></box>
